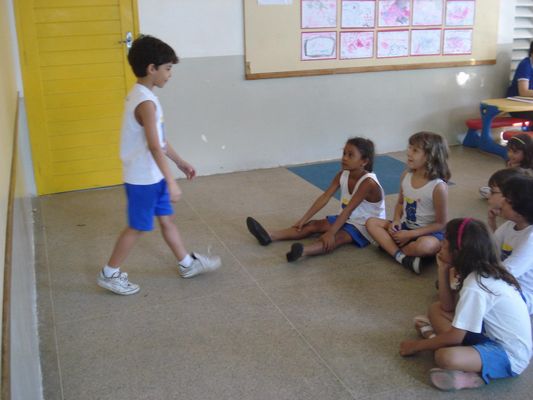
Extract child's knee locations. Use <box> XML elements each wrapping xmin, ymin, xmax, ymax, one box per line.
<box><xmin>365</xmin><ymin>217</ymin><xmax>381</xmax><ymax>229</ymax></box>
<box><xmin>415</xmin><ymin>237</ymin><xmax>441</xmax><ymax>256</ymax></box>
<box><xmin>158</xmin><ymin>214</ymin><xmax>175</xmax><ymax>227</ymax></box>
<box><xmin>434</xmin><ymin>348</ymin><xmax>455</xmax><ymax>369</ymax></box>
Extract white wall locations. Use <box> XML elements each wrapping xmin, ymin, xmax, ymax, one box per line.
<box><xmin>138</xmin><ymin>0</ymin><xmax>515</xmax><ymax>177</ymax></box>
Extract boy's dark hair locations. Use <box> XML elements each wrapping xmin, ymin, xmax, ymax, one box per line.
<box><xmin>529</xmin><ymin>41</ymin><xmax>533</xmax><ymax>57</ymax></box>
<box><xmin>346</xmin><ymin>137</ymin><xmax>375</xmax><ymax>172</ymax></box>
<box><xmin>501</xmin><ymin>175</ymin><xmax>533</xmax><ymax>224</ymax></box>
<box><xmin>445</xmin><ymin>218</ymin><xmax>520</xmax><ymax>293</ymax></box>
<box><xmin>128</xmin><ymin>35</ymin><xmax>179</xmax><ymax>77</ymax></box>
<box><xmin>408</xmin><ymin>131</ymin><xmax>451</xmax><ymax>182</ymax></box>
<box><xmin>506</xmin><ymin>133</ymin><xmax>533</xmax><ymax>169</ymax></box>
<box><xmin>487</xmin><ymin>167</ymin><xmax>530</xmax><ymax>189</ymax></box>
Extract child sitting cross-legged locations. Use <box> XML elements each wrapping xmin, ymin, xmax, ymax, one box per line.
<box><xmin>400</xmin><ymin>218</ymin><xmax>532</xmax><ymax>392</ymax></box>
<box><xmin>487</xmin><ymin>169</ymin><xmax>533</xmax><ymax>314</ymax></box>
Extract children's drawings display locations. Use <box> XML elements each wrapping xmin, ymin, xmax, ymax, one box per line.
<box><xmin>302</xmin><ymin>31</ymin><xmax>337</xmax><ymax>60</ymax></box>
<box><xmin>340</xmin><ymin>31</ymin><xmax>374</xmax><ymax>59</ymax></box>
<box><xmin>300</xmin><ymin>0</ymin><xmax>475</xmax><ymax>61</ymax></box>
<box><xmin>245</xmin><ymin>0</ymin><xmax>497</xmax><ymax>79</ymax></box>
<box><xmin>301</xmin><ymin>0</ymin><xmax>337</xmax><ymax>28</ymax></box>
<box><xmin>341</xmin><ymin>0</ymin><xmax>376</xmax><ymax>28</ymax></box>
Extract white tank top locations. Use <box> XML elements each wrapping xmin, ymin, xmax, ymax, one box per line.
<box><xmin>401</xmin><ymin>172</ymin><xmax>444</xmax><ymax>229</ymax></box>
<box><xmin>120</xmin><ymin>84</ymin><xmax>166</xmax><ymax>185</ymax></box>
<box><xmin>339</xmin><ymin>171</ymin><xmax>386</xmax><ymax>241</ymax></box>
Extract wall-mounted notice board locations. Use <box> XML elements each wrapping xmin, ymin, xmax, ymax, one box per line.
<box><xmin>244</xmin><ymin>0</ymin><xmax>499</xmax><ymax>80</ymax></box>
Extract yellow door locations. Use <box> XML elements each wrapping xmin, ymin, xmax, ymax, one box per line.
<box><xmin>15</xmin><ymin>0</ymin><xmax>138</xmax><ymax>195</ymax></box>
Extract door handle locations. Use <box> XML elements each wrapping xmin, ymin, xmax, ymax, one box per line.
<box><xmin>118</xmin><ymin>32</ymin><xmax>133</xmax><ymax>49</ymax></box>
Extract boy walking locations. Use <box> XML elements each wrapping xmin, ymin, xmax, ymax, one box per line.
<box><xmin>97</xmin><ymin>35</ymin><xmax>221</xmax><ymax>295</ymax></box>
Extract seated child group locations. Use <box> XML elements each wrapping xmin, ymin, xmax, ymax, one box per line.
<box><xmin>98</xmin><ymin>35</ymin><xmax>533</xmax><ymax>393</ymax></box>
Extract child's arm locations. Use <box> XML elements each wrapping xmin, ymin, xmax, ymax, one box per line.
<box><xmin>136</xmin><ymin>101</ymin><xmax>181</xmax><ymax>202</ymax></box>
<box><xmin>320</xmin><ymin>177</ymin><xmax>380</xmax><ymax>251</ymax></box>
<box><xmin>399</xmin><ymin>326</ymin><xmax>466</xmax><ymax>356</ymax></box>
<box><xmin>436</xmin><ymin>250</ymin><xmax>457</xmax><ymax>312</ymax></box>
<box><xmin>164</xmin><ymin>142</ymin><xmax>196</xmax><ymax>180</ymax></box>
<box><xmin>293</xmin><ymin>172</ymin><xmax>341</xmax><ymax>231</ymax></box>
<box><xmin>388</xmin><ymin>171</ymin><xmax>407</xmax><ymax>235</ymax></box>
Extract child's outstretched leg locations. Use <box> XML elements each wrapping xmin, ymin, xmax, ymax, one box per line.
<box><xmin>246</xmin><ymin>217</ymin><xmax>331</xmax><ymax>245</ymax></box>
<box><xmin>286</xmin><ymin>230</ymin><xmax>353</xmax><ymax>262</ymax></box>
<box><xmin>158</xmin><ymin>215</ymin><xmax>221</xmax><ymax>279</ymax></box>
<box><xmin>97</xmin><ymin>227</ymin><xmax>142</xmax><ymax>295</ymax></box>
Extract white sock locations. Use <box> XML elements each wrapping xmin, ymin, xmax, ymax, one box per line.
<box><xmin>394</xmin><ymin>250</ymin><xmax>406</xmax><ymax>264</ymax></box>
<box><xmin>103</xmin><ymin>265</ymin><xmax>120</xmax><ymax>277</ymax></box>
<box><xmin>179</xmin><ymin>254</ymin><xmax>193</xmax><ymax>268</ymax></box>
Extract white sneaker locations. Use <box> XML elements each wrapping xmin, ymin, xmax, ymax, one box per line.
<box><xmin>179</xmin><ymin>252</ymin><xmax>221</xmax><ymax>278</ymax></box>
<box><xmin>97</xmin><ymin>269</ymin><xmax>140</xmax><ymax>295</ymax></box>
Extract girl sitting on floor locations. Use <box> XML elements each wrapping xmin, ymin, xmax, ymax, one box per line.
<box><xmin>400</xmin><ymin>218</ymin><xmax>532</xmax><ymax>392</ymax></box>
<box><xmin>246</xmin><ymin>137</ymin><xmax>385</xmax><ymax>262</ymax></box>
<box><xmin>366</xmin><ymin>132</ymin><xmax>450</xmax><ymax>274</ymax></box>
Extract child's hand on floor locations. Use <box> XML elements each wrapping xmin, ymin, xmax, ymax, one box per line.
<box><xmin>399</xmin><ymin>339</ymin><xmax>420</xmax><ymax>356</ymax></box>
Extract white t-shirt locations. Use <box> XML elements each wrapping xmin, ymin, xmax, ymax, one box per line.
<box><xmin>453</xmin><ymin>273</ymin><xmax>532</xmax><ymax>374</ymax></box>
<box><xmin>338</xmin><ymin>171</ymin><xmax>386</xmax><ymax>242</ymax></box>
<box><xmin>120</xmin><ymin>84</ymin><xmax>166</xmax><ymax>185</ymax></box>
<box><xmin>401</xmin><ymin>172</ymin><xmax>444</xmax><ymax>229</ymax></box>
<box><xmin>494</xmin><ymin>221</ymin><xmax>533</xmax><ymax>314</ymax></box>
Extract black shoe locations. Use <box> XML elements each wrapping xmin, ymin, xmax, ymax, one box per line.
<box><xmin>286</xmin><ymin>243</ymin><xmax>303</xmax><ymax>262</ymax></box>
<box><xmin>246</xmin><ymin>217</ymin><xmax>272</xmax><ymax>246</ymax></box>
<box><xmin>401</xmin><ymin>256</ymin><xmax>421</xmax><ymax>274</ymax></box>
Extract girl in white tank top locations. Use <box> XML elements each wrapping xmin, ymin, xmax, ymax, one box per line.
<box><xmin>366</xmin><ymin>132</ymin><xmax>451</xmax><ymax>274</ymax></box>
<box><xmin>246</xmin><ymin>137</ymin><xmax>385</xmax><ymax>262</ymax></box>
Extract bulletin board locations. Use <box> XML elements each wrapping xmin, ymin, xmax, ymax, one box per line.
<box><xmin>244</xmin><ymin>0</ymin><xmax>499</xmax><ymax>80</ymax></box>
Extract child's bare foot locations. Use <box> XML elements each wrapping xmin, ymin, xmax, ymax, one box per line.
<box><xmin>246</xmin><ymin>217</ymin><xmax>272</xmax><ymax>246</ymax></box>
<box><xmin>429</xmin><ymin>368</ymin><xmax>485</xmax><ymax>391</ymax></box>
<box><xmin>286</xmin><ymin>243</ymin><xmax>303</xmax><ymax>262</ymax></box>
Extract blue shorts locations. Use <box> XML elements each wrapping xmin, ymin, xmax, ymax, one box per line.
<box><xmin>463</xmin><ymin>331</ymin><xmax>517</xmax><ymax>384</ymax></box>
<box><xmin>326</xmin><ymin>216</ymin><xmax>370</xmax><ymax>247</ymax></box>
<box><xmin>400</xmin><ymin>222</ymin><xmax>444</xmax><ymax>241</ymax></box>
<box><xmin>124</xmin><ymin>179</ymin><xmax>174</xmax><ymax>231</ymax></box>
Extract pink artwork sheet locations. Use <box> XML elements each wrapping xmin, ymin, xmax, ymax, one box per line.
<box><xmin>412</xmin><ymin>0</ymin><xmax>443</xmax><ymax>26</ymax></box>
<box><xmin>378</xmin><ymin>0</ymin><xmax>410</xmax><ymax>27</ymax></box>
<box><xmin>340</xmin><ymin>31</ymin><xmax>374</xmax><ymax>59</ymax></box>
<box><xmin>301</xmin><ymin>0</ymin><xmax>337</xmax><ymax>28</ymax></box>
<box><xmin>341</xmin><ymin>0</ymin><xmax>376</xmax><ymax>28</ymax></box>
<box><xmin>377</xmin><ymin>29</ymin><xmax>409</xmax><ymax>57</ymax></box>
<box><xmin>445</xmin><ymin>0</ymin><xmax>475</xmax><ymax>26</ymax></box>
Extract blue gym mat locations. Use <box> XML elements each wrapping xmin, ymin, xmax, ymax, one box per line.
<box><xmin>287</xmin><ymin>155</ymin><xmax>406</xmax><ymax>198</ymax></box>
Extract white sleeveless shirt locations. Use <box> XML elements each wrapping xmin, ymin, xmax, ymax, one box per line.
<box><xmin>339</xmin><ymin>171</ymin><xmax>386</xmax><ymax>241</ymax></box>
<box><xmin>401</xmin><ymin>172</ymin><xmax>443</xmax><ymax>229</ymax></box>
<box><xmin>120</xmin><ymin>84</ymin><xmax>166</xmax><ymax>185</ymax></box>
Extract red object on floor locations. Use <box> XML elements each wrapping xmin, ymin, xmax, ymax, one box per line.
<box><xmin>465</xmin><ymin>117</ymin><xmax>529</xmax><ymax>130</ymax></box>
<box><xmin>502</xmin><ymin>130</ymin><xmax>533</xmax><ymax>140</ymax></box>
